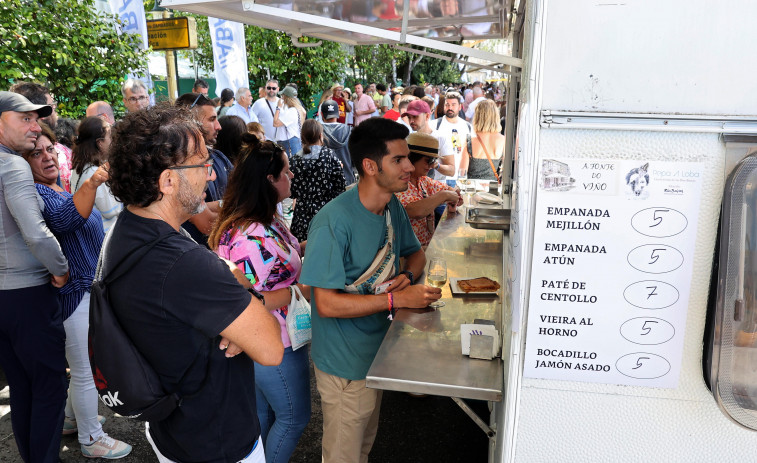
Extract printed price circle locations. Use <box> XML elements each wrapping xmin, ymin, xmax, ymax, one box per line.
<box><xmin>631</xmin><ymin>207</ymin><xmax>688</xmax><ymax>238</ymax></box>
<box><xmin>627</xmin><ymin>244</ymin><xmax>684</xmax><ymax>274</ymax></box>
<box><xmin>620</xmin><ymin>317</ymin><xmax>675</xmax><ymax>345</ymax></box>
<box><xmin>616</xmin><ymin>353</ymin><xmax>671</xmax><ymax>379</ymax></box>
<box><xmin>623</xmin><ymin>280</ymin><xmax>679</xmax><ymax>309</ymax></box>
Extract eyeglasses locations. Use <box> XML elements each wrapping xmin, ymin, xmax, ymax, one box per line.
<box><xmin>266</xmin><ymin>86</ymin><xmax>278</xmax><ymax>90</ymax></box>
<box><xmin>190</xmin><ymin>93</ymin><xmax>209</xmax><ymax>108</ymax></box>
<box><xmin>424</xmin><ymin>156</ymin><xmax>437</xmax><ymax>165</ymax></box>
<box><xmin>168</xmin><ymin>159</ymin><xmax>214</xmax><ymax>176</ymax></box>
<box><xmin>127</xmin><ymin>95</ymin><xmax>149</xmax><ymax>103</ymax></box>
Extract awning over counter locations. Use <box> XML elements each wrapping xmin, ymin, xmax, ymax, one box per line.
<box><xmin>159</xmin><ymin>0</ymin><xmax>522</xmax><ymax>71</ymax></box>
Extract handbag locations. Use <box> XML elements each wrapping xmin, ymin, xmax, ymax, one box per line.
<box><xmin>89</xmin><ymin>232</ymin><xmax>212</xmax><ymax>421</ymax></box>
<box><xmin>285</xmin><ymin>285</ymin><xmax>311</xmax><ymax>351</ymax></box>
<box><xmin>344</xmin><ymin>208</ymin><xmax>395</xmax><ymax>295</ymax></box>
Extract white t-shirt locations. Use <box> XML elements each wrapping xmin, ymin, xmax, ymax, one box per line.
<box><xmin>345</xmin><ymin>100</ymin><xmax>354</xmax><ymax>126</ymax></box>
<box><xmin>252</xmin><ymin>98</ymin><xmax>279</xmax><ymax>141</ymax></box>
<box><xmin>465</xmin><ymin>96</ymin><xmax>487</xmax><ymax>121</ymax></box>
<box><xmin>276</xmin><ymin>104</ymin><xmax>301</xmax><ymax>141</ymax></box>
<box><xmin>434</xmin><ymin>117</ymin><xmax>473</xmax><ymax>180</ymax></box>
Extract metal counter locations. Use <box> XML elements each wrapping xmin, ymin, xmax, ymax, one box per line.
<box><xmin>366</xmin><ymin>203</ymin><xmax>505</xmax><ymax>402</ymax></box>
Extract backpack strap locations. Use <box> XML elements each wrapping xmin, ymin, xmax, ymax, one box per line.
<box><xmin>95</xmin><ymin>226</ymin><xmax>215</xmax><ymax>404</ymax></box>
<box><xmin>96</xmin><ymin>233</ymin><xmax>168</xmax><ymax>285</ymax></box>
<box><xmin>436</xmin><ymin>118</ymin><xmax>443</xmax><ymax>130</ymax></box>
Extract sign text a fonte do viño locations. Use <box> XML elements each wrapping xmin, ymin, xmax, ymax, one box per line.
<box><xmin>146</xmin><ymin>17</ymin><xmax>198</xmax><ymax>50</ymax></box>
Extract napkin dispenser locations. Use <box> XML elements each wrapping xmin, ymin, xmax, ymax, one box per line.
<box><xmin>461</xmin><ymin>319</ymin><xmax>500</xmax><ymax>360</ymax></box>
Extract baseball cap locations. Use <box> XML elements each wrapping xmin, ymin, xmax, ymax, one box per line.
<box><xmin>321</xmin><ymin>100</ymin><xmax>340</xmax><ymax>119</ymax></box>
<box><xmin>0</xmin><ymin>91</ymin><xmax>53</xmax><ymax>117</ymax></box>
<box><xmin>401</xmin><ymin>99</ymin><xmax>431</xmax><ymax>117</ymax></box>
<box><xmin>279</xmin><ymin>86</ymin><xmax>298</xmax><ymax>98</ymax></box>
<box><xmin>406</xmin><ymin>132</ymin><xmax>440</xmax><ymax>158</ymax></box>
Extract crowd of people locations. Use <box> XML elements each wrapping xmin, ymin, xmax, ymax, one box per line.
<box><xmin>0</xmin><ymin>75</ymin><xmax>507</xmax><ymax>463</ymax></box>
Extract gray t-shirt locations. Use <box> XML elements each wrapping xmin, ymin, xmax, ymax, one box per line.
<box><xmin>0</xmin><ymin>144</ymin><xmax>68</xmax><ymax>289</ymax></box>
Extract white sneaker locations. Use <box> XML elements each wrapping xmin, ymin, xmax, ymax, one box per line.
<box><xmin>62</xmin><ymin>415</ymin><xmax>107</xmax><ymax>435</ymax></box>
<box><xmin>81</xmin><ymin>434</ymin><xmax>132</xmax><ymax>459</ymax></box>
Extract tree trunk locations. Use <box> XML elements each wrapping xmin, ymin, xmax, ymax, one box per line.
<box><xmin>404</xmin><ymin>51</ymin><xmax>424</xmax><ymax>84</ymax></box>
<box><xmin>391</xmin><ymin>57</ymin><xmax>397</xmax><ymax>86</ymax></box>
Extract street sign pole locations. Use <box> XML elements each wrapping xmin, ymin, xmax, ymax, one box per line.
<box><xmin>163</xmin><ymin>10</ymin><xmax>179</xmax><ymax>100</ymax></box>
<box><xmin>146</xmin><ymin>14</ymin><xmax>198</xmax><ymax>101</ymax></box>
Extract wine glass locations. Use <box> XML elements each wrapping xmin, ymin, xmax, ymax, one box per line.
<box><xmin>458</xmin><ymin>168</ymin><xmax>471</xmax><ymax>207</ymax></box>
<box><xmin>427</xmin><ymin>258</ymin><xmax>447</xmax><ymax>308</ymax></box>
<box><xmin>458</xmin><ymin>168</ymin><xmax>468</xmax><ymax>188</ymax></box>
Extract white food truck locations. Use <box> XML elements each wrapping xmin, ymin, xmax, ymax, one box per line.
<box><xmin>160</xmin><ymin>0</ymin><xmax>757</xmax><ymax>460</ymax></box>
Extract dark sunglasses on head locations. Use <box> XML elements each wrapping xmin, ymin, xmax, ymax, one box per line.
<box><xmin>190</xmin><ymin>93</ymin><xmax>210</xmax><ymax>108</ymax></box>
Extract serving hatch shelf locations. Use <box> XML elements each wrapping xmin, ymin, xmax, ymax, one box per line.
<box><xmin>366</xmin><ymin>206</ymin><xmax>505</xmax><ymax>402</ymax></box>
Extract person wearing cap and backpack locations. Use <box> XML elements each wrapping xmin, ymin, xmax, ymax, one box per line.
<box><xmin>402</xmin><ymin>99</ymin><xmax>456</xmax><ymax>179</ymax></box>
<box><xmin>320</xmin><ymin>99</ymin><xmax>356</xmax><ymax>186</ymax></box>
<box><xmin>0</xmin><ymin>91</ymin><xmax>69</xmax><ymax>463</ymax></box>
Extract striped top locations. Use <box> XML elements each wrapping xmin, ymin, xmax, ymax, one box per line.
<box><xmin>36</xmin><ymin>184</ymin><xmax>104</xmax><ymax>319</ymax></box>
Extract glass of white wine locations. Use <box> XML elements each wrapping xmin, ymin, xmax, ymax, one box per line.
<box><xmin>427</xmin><ymin>257</ymin><xmax>447</xmax><ymax>308</ymax></box>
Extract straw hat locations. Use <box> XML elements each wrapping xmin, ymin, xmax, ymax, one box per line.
<box><xmin>406</xmin><ymin>132</ymin><xmax>441</xmax><ymax>158</ymax></box>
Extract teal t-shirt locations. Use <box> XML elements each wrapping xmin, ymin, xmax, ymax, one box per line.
<box><xmin>300</xmin><ymin>186</ymin><xmax>421</xmax><ymax>380</ymax></box>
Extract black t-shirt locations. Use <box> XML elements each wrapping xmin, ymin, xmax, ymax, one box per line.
<box><xmin>105</xmin><ymin>208</ymin><xmax>258</xmax><ymax>462</ymax></box>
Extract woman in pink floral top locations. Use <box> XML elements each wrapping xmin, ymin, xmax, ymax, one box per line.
<box><xmin>396</xmin><ymin>132</ymin><xmax>462</xmax><ymax>247</ymax></box>
<box><xmin>210</xmin><ymin>134</ymin><xmax>310</xmax><ymax>463</ymax></box>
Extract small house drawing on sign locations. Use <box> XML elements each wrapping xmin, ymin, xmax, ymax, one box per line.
<box><xmin>540</xmin><ymin>159</ymin><xmax>575</xmax><ymax>191</ymax></box>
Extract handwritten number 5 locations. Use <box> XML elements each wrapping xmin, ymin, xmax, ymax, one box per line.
<box><xmin>650</xmin><ymin>209</ymin><xmax>669</xmax><ymax>228</ymax></box>
<box><xmin>633</xmin><ymin>356</ymin><xmax>649</xmax><ymax>370</ymax></box>
<box><xmin>640</xmin><ymin>320</ymin><xmax>658</xmax><ymax>335</ymax></box>
<box><xmin>649</xmin><ymin>248</ymin><xmax>665</xmax><ymax>265</ymax></box>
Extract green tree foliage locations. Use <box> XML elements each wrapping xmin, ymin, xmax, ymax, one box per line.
<box><xmin>352</xmin><ymin>44</ymin><xmax>410</xmax><ymax>85</ymax></box>
<box><xmin>411</xmin><ymin>51</ymin><xmax>461</xmax><ymax>85</ymax></box>
<box><xmin>0</xmin><ymin>0</ymin><xmax>149</xmax><ymax>118</ymax></box>
<box><xmin>191</xmin><ymin>16</ymin><xmax>346</xmax><ymax>112</ymax></box>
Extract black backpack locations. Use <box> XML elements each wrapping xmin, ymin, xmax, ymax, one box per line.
<box><xmin>88</xmin><ymin>234</ymin><xmax>210</xmax><ymax>421</ymax></box>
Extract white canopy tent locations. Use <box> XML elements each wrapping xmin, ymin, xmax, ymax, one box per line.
<box><xmin>158</xmin><ymin>0</ymin><xmax>523</xmax><ymax>74</ymax></box>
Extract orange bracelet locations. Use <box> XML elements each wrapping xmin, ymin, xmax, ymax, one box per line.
<box><xmin>387</xmin><ymin>293</ymin><xmax>394</xmax><ymax>312</ymax></box>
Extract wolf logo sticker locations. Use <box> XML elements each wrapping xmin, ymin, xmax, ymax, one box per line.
<box><xmin>625</xmin><ymin>162</ymin><xmax>650</xmax><ymax>199</ymax></box>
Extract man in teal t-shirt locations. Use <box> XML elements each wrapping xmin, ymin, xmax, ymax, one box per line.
<box><xmin>300</xmin><ymin>118</ymin><xmax>441</xmax><ymax>463</ymax></box>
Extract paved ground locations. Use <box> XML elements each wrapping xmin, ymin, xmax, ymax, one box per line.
<box><xmin>0</xmin><ymin>356</ymin><xmax>490</xmax><ymax>462</ymax></box>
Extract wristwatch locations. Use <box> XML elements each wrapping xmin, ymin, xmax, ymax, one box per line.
<box><xmin>400</xmin><ymin>270</ymin><xmax>414</xmax><ymax>284</ymax></box>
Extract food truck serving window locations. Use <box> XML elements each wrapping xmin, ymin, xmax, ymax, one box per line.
<box><xmin>708</xmin><ymin>142</ymin><xmax>757</xmax><ymax>430</ymax></box>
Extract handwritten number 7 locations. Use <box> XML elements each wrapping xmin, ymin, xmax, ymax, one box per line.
<box><xmin>646</xmin><ymin>286</ymin><xmax>658</xmax><ymax>300</ymax></box>
<box><xmin>650</xmin><ymin>209</ymin><xmax>669</xmax><ymax>228</ymax></box>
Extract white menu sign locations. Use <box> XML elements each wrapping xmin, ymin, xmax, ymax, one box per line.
<box><xmin>524</xmin><ymin>158</ymin><xmax>703</xmax><ymax>388</ymax></box>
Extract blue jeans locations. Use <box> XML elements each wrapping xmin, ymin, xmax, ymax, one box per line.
<box><xmin>254</xmin><ymin>346</ymin><xmax>311</xmax><ymax>463</ymax></box>
<box><xmin>279</xmin><ymin>136</ymin><xmax>301</xmax><ymax>158</ymax></box>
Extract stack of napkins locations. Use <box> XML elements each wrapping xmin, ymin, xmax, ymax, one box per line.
<box><xmin>473</xmin><ymin>192</ymin><xmax>502</xmax><ymax>204</ymax></box>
